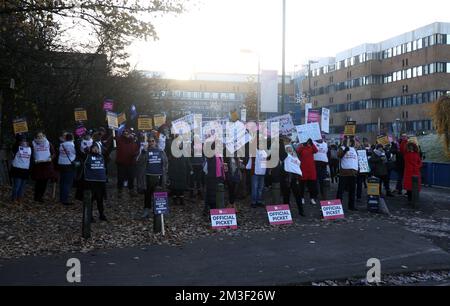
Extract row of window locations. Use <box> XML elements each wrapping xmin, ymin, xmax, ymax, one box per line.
<box><xmin>310</xmin><ymin>62</ymin><xmax>450</xmax><ymax>97</ymax></box>
<box><xmin>311</xmin><ymin>33</ymin><xmax>450</xmax><ymax>77</ymax></box>
<box><xmin>326</xmin><ymin>90</ymin><xmax>447</xmax><ymax>113</ymax></box>
<box><xmin>329</xmin><ymin>120</ymin><xmax>434</xmax><ymax>134</ymax></box>
<box><xmin>154</xmin><ymin>91</ymin><xmax>245</xmax><ymax>101</ymax></box>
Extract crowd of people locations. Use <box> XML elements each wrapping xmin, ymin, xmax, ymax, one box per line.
<box><xmin>8</xmin><ymin>121</ymin><xmax>424</xmax><ymax>221</ymax></box>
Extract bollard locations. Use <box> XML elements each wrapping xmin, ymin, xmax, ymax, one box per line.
<box><xmin>411</xmin><ymin>176</ymin><xmax>419</xmax><ymax>208</ymax></box>
<box><xmin>153</xmin><ymin>186</ymin><xmax>163</xmax><ymax>234</ymax></box>
<box><xmin>271</xmin><ymin>182</ymin><xmax>280</xmax><ymax>204</ymax></box>
<box><xmin>82</xmin><ymin>189</ymin><xmax>92</xmax><ymax>239</ymax></box>
<box><xmin>216</xmin><ymin>183</ymin><xmax>225</xmax><ymax>209</ymax></box>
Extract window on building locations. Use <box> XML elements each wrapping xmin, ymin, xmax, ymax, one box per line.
<box><xmin>430</xmin><ymin>34</ymin><xmax>436</xmax><ymax>46</ymax></box>
<box><xmin>447</xmin><ymin>63</ymin><xmax>450</xmax><ymax>73</ymax></box>
<box><xmin>406</xmin><ymin>68</ymin><xmax>412</xmax><ymax>79</ymax></box>
<box><xmin>406</xmin><ymin>42</ymin><xmax>412</xmax><ymax>52</ymax></box>
<box><xmin>412</xmin><ymin>67</ymin><xmax>417</xmax><ymax>78</ymax></box>
<box><xmin>437</xmin><ymin>34</ymin><xmax>444</xmax><ymax>44</ymax></box>
<box><xmin>351</xmin><ymin>57</ymin><xmax>355</xmax><ymax>66</ymax></box>
<box><xmin>417</xmin><ymin>66</ymin><xmax>423</xmax><ymax>76</ymax></box>
<box><xmin>429</xmin><ymin>63</ymin><xmax>436</xmax><ymax>74</ymax></box>
<box><xmin>447</xmin><ymin>34</ymin><xmax>450</xmax><ymax>45</ymax></box>
<box><xmin>423</xmin><ymin>36</ymin><xmax>429</xmax><ymax>48</ymax></box>
<box><xmin>417</xmin><ymin>38</ymin><xmax>423</xmax><ymax>49</ymax></box>
<box><xmin>423</xmin><ymin>64</ymin><xmax>429</xmax><ymax>75</ymax></box>
<box><xmin>437</xmin><ymin>62</ymin><xmax>445</xmax><ymax>73</ymax></box>
<box><xmin>413</xmin><ymin>40</ymin><xmax>417</xmax><ymax>51</ymax></box>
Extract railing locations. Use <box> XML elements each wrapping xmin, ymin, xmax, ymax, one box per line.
<box><xmin>421</xmin><ymin>162</ymin><xmax>450</xmax><ymax>188</ymax></box>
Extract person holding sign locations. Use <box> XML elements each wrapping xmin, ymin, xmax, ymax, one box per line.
<box><xmin>143</xmin><ymin>135</ymin><xmax>168</xmax><ymax>219</ymax></box>
<box><xmin>280</xmin><ymin>139</ymin><xmax>304</xmax><ymax>216</ymax></box>
<box><xmin>313</xmin><ymin>137</ymin><xmax>329</xmax><ymax>199</ymax></box>
<box><xmin>31</xmin><ymin>131</ymin><xmax>57</xmax><ymax>203</ymax></box>
<box><xmin>296</xmin><ymin>139</ymin><xmax>319</xmax><ymax>206</ymax></box>
<box><xmin>84</xmin><ymin>143</ymin><xmax>108</xmax><ymax>222</ymax></box>
<box><xmin>10</xmin><ymin>135</ymin><xmax>32</xmax><ymax>203</ymax></box>
<box><xmin>369</xmin><ymin>144</ymin><xmax>394</xmax><ymax>197</ymax></box>
<box><xmin>336</xmin><ymin>136</ymin><xmax>359</xmax><ymax>211</ymax></box>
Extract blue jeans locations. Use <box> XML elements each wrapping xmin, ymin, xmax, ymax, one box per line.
<box><xmin>12</xmin><ymin>178</ymin><xmax>27</xmax><ymax>200</ymax></box>
<box><xmin>60</xmin><ymin>170</ymin><xmax>75</xmax><ymax>203</ymax></box>
<box><xmin>251</xmin><ymin>175</ymin><xmax>265</xmax><ymax>205</ymax></box>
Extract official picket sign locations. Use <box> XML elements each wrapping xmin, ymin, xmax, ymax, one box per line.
<box><xmin>266</xmin><ymin>205</ymin><xmax>293</xmax><ymax>225</ymax></box>
<box><xmin>13</xmin><ymin>118</ymin><xmax>28</xmax><ymax>134</ymax></box>
<box><xmin>320</xmin><ymin>200</ymin><xmax>345</xmax><ymax>220</ymax></box>
<box><xmin>307</xmin><ymin>109</ymin><xmax>321</xmax><ymax>123</ymax></box>
<box><xmin>153</xmin><ymin>192</ymin><xmax>169</xmax><ymax>215</ymax></box>
<box><xmin>210</xmin><ymin>208</ymin><xmax>238</xmax><ymax>229</ymax></box>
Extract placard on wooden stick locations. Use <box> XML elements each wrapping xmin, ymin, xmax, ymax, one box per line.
<box><xmin>138</xmin><ymin>115</ymin><xmax>153</xmax><ymax>131</ymax></box>
<box><xmin>13</xmin><ymin>118</ymin><xmax>28</xmax><ymax>134</ymax></box>
<box><xmin>74</xmin><ymin>108</ymin><xmax>88</xmax><ymax>122</ymax></box>
<box><xmin>344</xmin><ymin>121</ymin><xmax>356</xmax><ymax>136</ymax></box>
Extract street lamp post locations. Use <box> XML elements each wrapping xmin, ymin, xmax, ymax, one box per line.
<box><xmin>281</xmin><ymin>0</ymin><xmax>286</xmax><ymax>115</ymax></box>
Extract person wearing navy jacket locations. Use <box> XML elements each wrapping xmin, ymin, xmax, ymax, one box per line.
<box><xmin>84</xmin><ymin>143</ymin><xmax>107</xmax><ymax>222</ymax></box>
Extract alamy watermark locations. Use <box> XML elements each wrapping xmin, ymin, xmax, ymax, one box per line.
<box><xmin>66</xmin><ymin>258</ymin><xmax>81</xmax><ymax>283</ymax></box>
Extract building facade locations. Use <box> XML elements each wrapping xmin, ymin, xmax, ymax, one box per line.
<box><xmin>144</xmin><ymin>72</ymin><xmax>296</xmax><ymax>123</ymax></box>
<box><xmin>301</xmin><ymin>22</ymin><xmax>450</xmax><ymax>139</ymax></box>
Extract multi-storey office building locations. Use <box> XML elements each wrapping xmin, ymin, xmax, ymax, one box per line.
<box><xmin>301</xmin><ymin>22</ymin><xmax>450</xmax><ymax>139</ymax></box>
<box><xmin>145</xmin><ymin>72</ymin><xmax>296</xmax><ymax>122</ymax></box>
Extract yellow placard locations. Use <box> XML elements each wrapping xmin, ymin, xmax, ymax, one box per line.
<box><xmin>13</xmin><ymin>118</ymin><xmax>28</xmax><ymax>134</ymax></box>
<box><xmin>367</xmin><ymin>183</ymin><xmax>380</xmax><ymax>196</ymax></box>
<box><xmin>344</xmin><ymin>121</ymin><xmax>356</xmax><ymax>136</ymax></box>
<box><xmin>118</xmin><ymin>112</ymin><xmax>127</xmax><ymax>125</ymax></box>
<box><xmin>153</xmin><ymin>114</ymin><xmax>166</xmax><ymax>128</ymax></box>
<box><xmin>138</xmin><ymin>116</ymin><xmax>153</xmax><ymax>131</ymax></box>
<box><xmin>230</xmin><ymin>111</ymin><xmax>239</xmax><ymax>122</ymax></box>
<box><xmin>377</xmin><ymin>136</ymin><xmax>390</xmax><ymax>146</ymax></box>
<box><xmin>74</xmin><ymin>108</ymin><xmax>88</xmax><ymax>122</ymax></box>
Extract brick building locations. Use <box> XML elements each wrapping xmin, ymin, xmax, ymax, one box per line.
<box><xmin>301</xmin><ymin>22</ymin><xmax>450</xmax><ymax>140</ymax></box>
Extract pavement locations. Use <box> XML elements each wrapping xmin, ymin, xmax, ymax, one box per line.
<box><xmin>1</xmin><ymin>183</ymin><xmax>450</xmax><ymax>286</ymax></box>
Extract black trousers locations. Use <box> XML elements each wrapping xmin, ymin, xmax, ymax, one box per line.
<box><xmin>329</xmin><ymin>160</ymin><xmax>339</xmax><ymax>183</ymax></box>
<box><xmin>337</xmin><ymin>175</ymin><xmax>356</xmax><ymax>209</ymax></box>
<box><xmin>356</xmin><ymin>174</ymin><xmax>367</xmax><ymax>199</ymax></box>
<box><xmin>281</xmin><ymin>175</ymin><xmax>302</xmax><ymax>206</ymax></box>
<box><xmin>89</xmin><ymin>181</ymin><xmax>105</xmax><ymax>216</ymax></box>
<box><xmin>144</xmin><ymin>175</ymin><xmax>161</xmax><ymax>209</ymax></box>
<box><xmin>34</xmin><ymin>179</ymin><xmax>48</xmax><ymax>201</ymax></box>
<box><xmin>376</xmin><ymin>175</ymin><xmax>391</xmax><ymax>195</ymax></box>
<box><xmin>315</xmin><ymin>161</ymin><xmax>328</xmax><ymax>198</ymax></box>
<box><xmin>117</xmin><ymin>164</ymin><xmax>135</xmax><ymax>190</ymax></box>
<box><xmin>228</xmin><ymin>181</ymin><xmax>238</xmax><ymax>205</ymax></box>
<box><xmin>299</xmin><ymin>180</ymin><xmax>318</xmax><ymax>200</ymax></box>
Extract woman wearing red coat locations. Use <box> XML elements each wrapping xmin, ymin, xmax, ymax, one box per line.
<box><xmin>402</xmin><ymin>142</ymin><xmax>422</xmax><ymax>202</ymax></box>
<box><xmin>296</xmin><ymin>138</ymin><xmax>319</xmax><ymax>205</ymax></box>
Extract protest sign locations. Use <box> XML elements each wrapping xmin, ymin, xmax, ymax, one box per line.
<box><xmin>408</xmin><ymin>136</ymin><xmax>419</xmax><ymax>145</ymax></box>
<box><xmin>305</xmin><ymin>103</ymin><xmax>312</xmax><ymax>122</ymax></box>
<box><xmin>240</xmin><ymin>108</ymin><xmax>247</xmax><ymax>122</ymax></box>
<box><xmin>344</xmin><ymin>121</ymin><xmax>356</xmax><ymax>136</ymax></box>
<box><xmin>284</xmin><ymin>154</ymin><xmax>302</xmax><ymax>176</ymax></box>
<box><xmin>74</xmin><ymin>108</ymin><xmax>88</xmax><ymax>122</ymax></box>
<box><xmin>13</xmin><ymin>118</ymin><xmax>28</xmax><ymax>134</ymax></box>
<box><xmin>266</xmin><ymin>114</ymin><xmax>295</xmax><ymax>136</ymax></box>
<box><xmin>296</xmin><ymin>122</ymin><xmax>322</xmax><ymax>143</ymax></box>
<box><xmin>75</xmin><ymin>126</ymin><xmax>87</xmax><ymax>137</ymax></box>
<box><xmin>106</xmin><ymin>111</ymin><xmax>118</xmax><ymax>129</ymax></box>
<box><xmin>103</xmin><ymin>99</ymin><xmax>114</xmax><ymax>111</ymax></box>
<box><xmin>153</xmin><ymin>114</ymin><xmax>166</xmax><ymax>128</ymax></box>
<box><xmin>153</xmin><ymin>192</ymin><xmax>169</xmax><ymax>215</ymax></box>
<box><xmin>321</xmin><ymin>108</ymin><xmax>330</xmax><ymax>133</ymax></box>
<box><xmin>377</xmin><ymin>135</ymin><xmax>390</xmax><ymax>146</ymax></box>
<box><xmin>266</xmin><ymin>205</ymin><xmax>293</xmax><ymax>225</ymax></box>
<box><xmin>210</xmin><ymin>208</ymin><xmax>238</xmax><ymax>229</ymax></box>
<box><xmin>357</xmin><ymin>150</ymin><xmax>370</xmax><ymax>173</ymax></box>
<box><xmin>138</xmin><ymin>115</ymin><xmax>153</xmax><ymax>131</ymax></box>
<box><xmin>320</xmin><ymin>200</ymin><xmax>345</xmax><ymax>220</ymax></box>
<box><xmin>117</xmin><ymin>112</ymin><xmax>127</xmax><ymax>125</ymax></box>
<box><xmin>307</xmin><ymin>109</ymin><xmax>320</xmax><ymax>123</ymax></box>
<box><xmin>367</xmin><ymin>181</ymin><xmax>380</xmax><ymax>196</ymax></box>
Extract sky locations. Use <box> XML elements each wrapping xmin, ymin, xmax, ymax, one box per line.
<box><xmin>127</xmin><ymin>0</ymin><xmax>450</xmax><ymax>79</ymax></box>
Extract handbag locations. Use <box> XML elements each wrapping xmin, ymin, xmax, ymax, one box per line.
<box><xmin>62</xmin><ymin>144</ymin><xmax>81</xmax><ymax>168</ymax></box>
